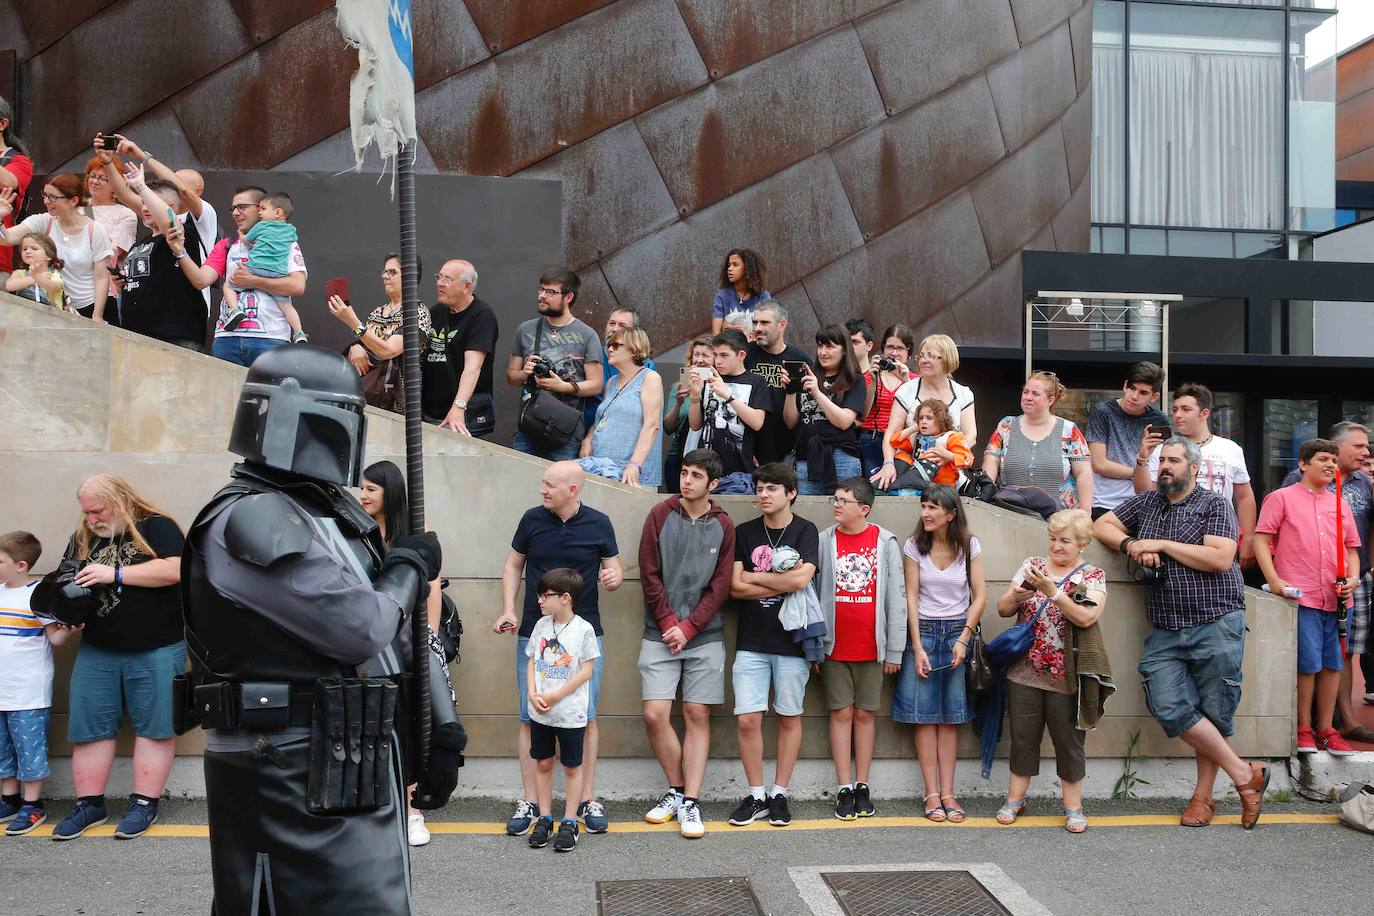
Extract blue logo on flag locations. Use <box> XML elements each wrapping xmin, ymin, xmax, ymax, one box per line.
<box><xmin>388</xmin><ymin>0</ymin><xmax>414</xmax><ymax>78</ymax></box>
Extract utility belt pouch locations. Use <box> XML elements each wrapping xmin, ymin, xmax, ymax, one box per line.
<box><xmin>358</xmin><ymin>680</ymin><xmax>382</xmax><ymax>808</ymax></box>
<box><xmin>193</xmin><ymin>681</ymin><xmax>235</xmax><ymax>728</ymax></box>
<box><xmin>308</xmin><ymin>678</ymin><xmax>347</xmax><ymax>813</ymax></box>
<box><xmin>341</xmin><ymin>681</ymin><xmax>363</xmax><ymax>809</ymax></box>
<box><xmin>307</xmin><ymin>677</ymin><xmax>395</xmax><ymax>814</ymax></box>
<box><xmin>238</xmin><ymin>682</ymin><xmax>291</xmax><ymax>731</ymax></box>
<box><xmin>171</xmin><ymin>673</ymin><xmax>199</xmax><ymax>736</ymax></box>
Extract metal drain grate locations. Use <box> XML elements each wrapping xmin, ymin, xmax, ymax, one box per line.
<box><xmin>597</xmin><ymin>876</ymin><xmax>762</xmax><ymax>916</ymax></box>
<box><xmin>821</xmin><ymin>870</ymin><xmax>1013</xmax><ymax>916</ymax></box>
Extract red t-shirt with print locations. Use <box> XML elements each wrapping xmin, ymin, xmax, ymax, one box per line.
<box><xmin>0</xmin><ymin>151</ymin><xmax>34</xmax><ymax>274</ymax></box>
<box><xmin>829</xmin><ymin>524</ymin><xmax>880</xmax><ymax>662</ymax></box>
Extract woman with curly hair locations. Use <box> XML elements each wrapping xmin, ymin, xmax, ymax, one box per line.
<box><xmin>710</xmin><ymin>248</ymin><xmax>770</xmax><ymax>334</ymax></box>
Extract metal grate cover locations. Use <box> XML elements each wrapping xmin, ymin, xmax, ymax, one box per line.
<box><xmin>821</xmin><ymin>870</ymin><xmax>1013</xmax><ymax>916</ymax></box>
<box><xmin>597</xmin><ymin>876</ymin><xmax>762</xmax><ymax>916</ymax></box>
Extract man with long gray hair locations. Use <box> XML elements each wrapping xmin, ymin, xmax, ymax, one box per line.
<box><xmin>1094</xmin><ymin>437</ymin><xmax>1270</xmax><ymax>830</ymax></box>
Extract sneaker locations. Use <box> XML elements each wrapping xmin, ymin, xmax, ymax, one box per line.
<box><xmin>0</xmin><ymin>798</ymin><xmax>20</xmax><ymax>823</ymax></box>
<box><xmin>51</xmin><ymin>800</ymin><xmax>108</xmax><ymax>840</ymax></box>
<box><xmin>1296</xmin><ymin>726</ymin><xmax>1318</xmax><ymax>754</ymax></box>
<box><xmin>835</xmin><ymin>787</ymin><xmax>857</xmax><ymax>821</ymax></box>
<box><xmin>5</xmin><ymin>804</ymin><xmax>46</xmax><ymax>836</ymax></box>
<box><xmin>768</xmin><ymin>793</ymin><xmax>792</xmax><ymax>827</ymax></box>
<box><xmin>290</xmin><ymin>329</ymin><xmax>310</xmax><ymax>344</ymax></box>
<box><xmin>554</xmin><ymin>818</ymin><xmax>579</xmax><ymax>852</ymax></box>
<box><xmin>577</xmin><ymin>799</ymin><xmax>609</xmax><ymax>834</ymax></box>
<box><xmin>1364</xmin><ymin>692</ymin><xmax>1374</xmax><ymax>705</ymax></box>
<box><xmin>678</xmin><ymin>800</ymin><xmax>705</xmax><ymax>839</ymax></box>
<box><xmin>644</xmin><ymin>790</ymin><xmax>682</xmax><ymax>824</ymax></box>
<box><xmin>506</xmin><ymin>799</ymin><xmax>539</xmax><ymax>836</ymax></box>
<box><xmin>114</xmin><ymin>796</ymin><xmax>158</xmax><ymax>839</ymax></box>
<box><xmin>728</xmin><ymin>795</ymin><xmax>769</xmax><ymax>826</ymax></box>
<box><xmin>853</xmin><ymin>782</ymin><xmax>876</xmax><ymax>818</ymax></box>
<box><xmin>221</xmin><ymin>305</ymin><xmax>247</xmax><ymax>331</ymax></box>
<box><xmin>1317</xmin><ymin>727</ymin><xmax>1356</xmax><ymax>757</ymax></box>
<box><xmin>408</xmin><ymin>812</ymin><xmax>431</xmax><ymax>847</ymax></box>
<box><xmin>528</xmin><ymin>815</ymin><xmax>554</xmax><ymax>848</ymax></box>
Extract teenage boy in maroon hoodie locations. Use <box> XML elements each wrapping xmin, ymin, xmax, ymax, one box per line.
<box><xmin>637</xmin><ymin>449</ymin><xmax>736</xmax><ymax>838</ymax></box>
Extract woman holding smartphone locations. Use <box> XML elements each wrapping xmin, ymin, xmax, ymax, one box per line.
<box><xmin>784</xmin><ymin>325</ymin><xmax>867</xmax><ymax>496</ymax></box>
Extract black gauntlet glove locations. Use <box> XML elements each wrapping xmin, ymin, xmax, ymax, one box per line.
<box><xmin>382</xmin><ymin>531</ymin><xmax>442</xmax><ymax>582</ymax></box>
<box><xmin>410</xmin><ymin>720</ymin><xmax>467</xmax><ymax>810</ymax></box>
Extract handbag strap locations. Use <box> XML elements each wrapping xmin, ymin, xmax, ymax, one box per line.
<box><xmin>1029</xmin><ymin>561</ymin><xmax>1089</xmax><ymax>625</ymax></box>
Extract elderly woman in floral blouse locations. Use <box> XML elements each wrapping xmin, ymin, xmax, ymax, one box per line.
<box><xmin>993</xmin><ymin>509</ymin><xmax>1107</xmax><ymax>833</ymax></box>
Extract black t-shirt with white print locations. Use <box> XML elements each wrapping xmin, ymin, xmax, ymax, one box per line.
<box><xmin>698</xmin><ymin>371</ymin><xmax>769</xmax><ymax>476</ymax></box>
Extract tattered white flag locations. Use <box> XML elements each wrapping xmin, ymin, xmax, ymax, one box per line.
<box><xmin>336</xmin><ymin>0</ymin><xmax>417</xmax><ymax>184</ymax></box>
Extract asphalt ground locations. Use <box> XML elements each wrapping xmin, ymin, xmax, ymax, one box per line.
<box><xmin>8</xmin><ymin>796</ymin><xmax>1368</xmax><ymax>915</ymax></box>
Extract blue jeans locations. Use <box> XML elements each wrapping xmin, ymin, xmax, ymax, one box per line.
<box><xmin>796</xmin><ymin>450</ymin><xmax>862</xmax><ymax>496</ymax></box>
<box><xmin>513</xmin><ymin>430</ymin><xmax>580</xmax><ymax>462</ymax></box>
<box><xmin>1138</xmin><ymin>610</ymin><xmax>1245</xmax><ymax>739</ymax></box>
<box><xmin>516</xmin><ymin>635</ymin><xmax>604</xmax><ymax>724</ymax></box>
<box><xmin>68</xmin><ymin>642</ymin><xmax>187</xmax><ymax>742</ymax></box>
<box><xmin>893</xmin><ymin>617</ymin><xmax>971</xmax><ymax>724</ymax></box>
<box><xmin>212</xmin><ymin>335</ymin><xmax>287</xmax><ymax>367</ymax></box>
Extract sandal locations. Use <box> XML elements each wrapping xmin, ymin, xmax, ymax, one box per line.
<box><xmin>1064</xmin><ymin>807</ymin><xmax>1088</xmax><ymax>833</ymax></box>
<box><xmin>940</xmin><ymin>794</ymin><xmax>966</xmax><ymax>824</ymax></box>
<box><xmin>995</xmin><ymin>799</ymin><xmax>1026</xmax><ymax>825</ymax></box>
<box><xmin>923</xmin><ymin>793</ymin><xmax>946</xmax><ymax>822</ymax></box>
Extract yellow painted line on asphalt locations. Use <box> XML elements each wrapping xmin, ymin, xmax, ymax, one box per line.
<box><xmin>14</xmin><ymin>812</ymin><xmax>1339</xmax><ymax>839</ymax></box>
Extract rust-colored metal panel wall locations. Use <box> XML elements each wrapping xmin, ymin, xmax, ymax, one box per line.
<box><xmin>1338</xmin><ymin>40</ymin><xmax>1374</xmax><ymax>182</ymax></box>
<box><xmin>16</xmin><ymin>0</ymin><xmax>1093</xmax><ymax>355</ymax></box>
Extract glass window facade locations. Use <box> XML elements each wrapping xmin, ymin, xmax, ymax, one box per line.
<box><xmin>1091</xmin><ymin>0</ymin><xmax>1338</xmax><ymax>255</ymax></box>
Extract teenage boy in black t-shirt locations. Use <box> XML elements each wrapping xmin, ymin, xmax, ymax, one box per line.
<box><xmin>689</xmin><ymin>329</ymin><xmax>769</xmax><ymax>492</ymax></box>
<box><xmin>727</xmin><ymin>463</ymin><xmax>819</xmax><ymax>828</ymax></box>
<box><xmin>124</xmin><ymin>176</ymin><xmax>208</xmax><ymax>351</ymax></box>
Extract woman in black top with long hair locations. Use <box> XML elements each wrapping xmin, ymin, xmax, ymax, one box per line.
<box><xmin>784</xmin><ymin>324</ymin><xmax>867</xmax><ymax>495</ymax></box>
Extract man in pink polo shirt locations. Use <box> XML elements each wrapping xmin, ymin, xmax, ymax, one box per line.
<box><xmin>1253</xmin><ymin>438</ymin><xmax>1360</xmax><ymax>756</ymax></box>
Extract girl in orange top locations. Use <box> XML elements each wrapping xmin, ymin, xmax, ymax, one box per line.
<box><xmin>891</xmin><ymin>399</ymin><xmax>973</xmax><ymax>487</ymax></box>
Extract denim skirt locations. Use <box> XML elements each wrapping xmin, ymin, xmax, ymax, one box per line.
<box><xmin>890</xmin><ymin>617</ymin><xmax>971</xmax><ymax>725</ymax></box>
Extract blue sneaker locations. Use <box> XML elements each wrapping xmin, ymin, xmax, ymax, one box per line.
<box><xmin>6</xmin><ymin>804</ymin><xmax>47</xmax><ymax>836</ymax></box>
<box><xmin>577</xmin><ymin>799</ymin><xmax>609</xmax><ymax>834</ymax></box>
<box><xmin>506</xmin><ymin>799</ymin><xmax>539</xmax><ymax>836</ymax></box>
<box><xmin>114</xmin><ymin>796</ymin><xmax>159</xmax><ymax>839</ymax></box>
<box><xmin>0</xmin><ymin>798</ymin><xmax>21</xmax><ymax>823</ymax></box>
<box><xmin>51</xmin><ymin>800</ymin><xmax>107</xmax><ymax>840</ymax></box>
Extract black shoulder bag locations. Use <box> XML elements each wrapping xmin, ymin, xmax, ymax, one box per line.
<box><xmin>517</xmin><ymin>318</ymin><xmax>583</xmax><ymax>450</ymax></box>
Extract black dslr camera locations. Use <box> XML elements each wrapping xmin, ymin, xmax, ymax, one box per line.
<box><xmin>530</xmin><ymin>356</ymin><xmax>555</xmax><ymax>379</ymax></box>
<box><xmin>875</xmin><ymin>356</ymin><xmax>901</xmax><ymax>372</ymax></box>
<box><xmin>1132</xmin><ymin>562</ymin><xmax>1165</xmax><ymax>584</ymax></box>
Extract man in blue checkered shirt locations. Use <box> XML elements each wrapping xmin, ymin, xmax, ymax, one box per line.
<box><xmin>1095</xmin><ymin>437</ymin><xmax>1269</xmax><ymax>830</ymax></box>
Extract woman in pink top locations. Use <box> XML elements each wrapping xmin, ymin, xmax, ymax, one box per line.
<box><xmin>893</xmin><ymin>484</ymin><xmax>987</xmax><ymax>822</ymax></box>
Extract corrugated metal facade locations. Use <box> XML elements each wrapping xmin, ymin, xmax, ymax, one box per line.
<box><xmin>10</xmin><ymin>0</ymin><xmax>1093</xmax><ymax>352</ymax></box>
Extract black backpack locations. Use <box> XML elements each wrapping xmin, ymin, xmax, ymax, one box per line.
<box><xmin>436</xmin><ymin>579</ymin><xmax>463</xmax><ymax>665</ymax></box>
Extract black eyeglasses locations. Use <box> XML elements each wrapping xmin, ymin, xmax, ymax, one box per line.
<box><xmin>537</xmin><ymin>286</ymin><xmax>566</xmax><ymax>297</ymax></box>
<box><xmin>381</xmin><ymin>268</ymin><xmax>399</xmax><ymax>277</ymax></box>
<box><xmin>230</xmin><ymin>203</ymin><xmax>256</xmax><ymax>213</ymax></box>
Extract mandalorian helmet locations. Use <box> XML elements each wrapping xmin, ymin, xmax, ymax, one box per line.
<box><xmin>228</xmin><ymin>345</ymin><xmax>368</xmax><ymax>486</ymax></box>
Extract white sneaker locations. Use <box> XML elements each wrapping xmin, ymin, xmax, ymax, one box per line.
<box><xmin>1364</xmin><ymin>692</ymin><xmax>1374</xmax><ymax>705</ymax></box>
<box><xmin>408</xmin><ymin>812</ymin><xmax>430</xmax><ymax>847</ymax></box>
<box><xmin>644</xmin><ymin>790</ymin><xmax>682</xmax><ymax>824</ymax></box>
<box><xmin>678</xmin><ymin>800</ymin><xmax>705</xmax><ymax>839</ymax></box>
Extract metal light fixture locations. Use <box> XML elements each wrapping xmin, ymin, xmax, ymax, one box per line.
<box><xmin>1066</xmin><ymin>297</ymin><xmax>1085</xmax><ymax>317</ymax></box>
<box><xmin>1137</xmin><ymin>299</ymin><xmax>1158</xmax><ymax>319</ymax></box>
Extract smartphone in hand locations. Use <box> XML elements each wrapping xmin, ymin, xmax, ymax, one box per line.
<box><xmin>99</xmin><ymin>133</ymin><xmax>120</xmax><ymax>150</ymax></box>
<box><xmin>782</xmin><ymin>359</ymin><xmax>808</xmax><ymax>393</ymax></box>
<box><xmin>1145</xmin><ymin>423</ymin><xmax>1172</xmax><ymax>440</ymax></box>
<box><xmin>325</xmin><ymin>277</ymin><xmax>350</xmax><ymax>304</ymax></box>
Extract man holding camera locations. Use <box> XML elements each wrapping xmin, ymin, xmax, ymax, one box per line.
<box><xmin>1095</xmin><ymin>437</ymin><xmax>1269</xmax><ymax>830</ymax></box>
<box><xmin>505</xmin><ymin>267</ymin><xmax>603</xmax><ymax>461</ymax></box>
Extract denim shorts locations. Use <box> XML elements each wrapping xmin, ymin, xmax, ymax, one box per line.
<box><xmin>513</xmin><ymin>430</ymin><xmax>580</xmax><ymax>462</ymax></box>
<box><xmin>1138</xmin><ymin>610</ymin><xmax>1245</xmax><ymax>739</ymax></box>
<box><xmin>731</xmin><ymin>650</ymin><xmax>810</xmax><ymax>716</ymax></box>
<box><xmin>1296</xmin><ymin>606</ymin><xmax>1344</xmax><ymax>674</ymax></box>
<box><xmin>211</xmin><ymin>334</ymin><xmax>287</xmax><ymax>368</ymax></box>
<box><xmin>517</xmin><ymin>635</ymin><xmax>604</xmax><ymax>724</ymax></box>
<box><xmin>891</xmin><ymin>617</ymin><xmax>971</xmax><ymax>725</ymax></box>
<box><xmin>0</xmin><ymin>708</ymin><xmax>52</xmax><ymax>782</ymax></box>
<box><xmin>796</xmin><ymin>450</ymin><xmax>862</xmax><ymax>496</ymax></box>
<box><xmin>68</xmin><ymin>641</ymin><xmax>187</xmax><ymax>742</ymax></box>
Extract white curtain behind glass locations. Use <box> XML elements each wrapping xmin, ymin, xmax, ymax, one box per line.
<box><xmin>1092</xmin><ymin>46</ymin><xmax>1125</xmax><ymax>223</ymax></box>
<box><xmin>1128</xmin><ymin>48</ymin><xmax>1282</xmax><ymax>230</ymax></box>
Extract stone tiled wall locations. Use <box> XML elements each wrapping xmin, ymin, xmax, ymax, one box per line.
<box><xmin>10</xmin><ymin>0</ymin><xmax>1093</xmax><ymax>355</ymax></box>
<box><xmin>0</xmin><ymin>294</ymin><xmax>1297</xmax><ymax>761</ymax></box>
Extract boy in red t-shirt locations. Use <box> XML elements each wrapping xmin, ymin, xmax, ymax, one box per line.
<box><xmin>817</xmin><ymin>477</ymin><xmax>909</xmax><ymax>819</ymax></box>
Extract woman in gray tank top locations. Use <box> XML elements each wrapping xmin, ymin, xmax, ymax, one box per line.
<box><xmin>981</xmin><ymin>372</ymin><xmax>1093</xmax><ymax>510</ymax></box>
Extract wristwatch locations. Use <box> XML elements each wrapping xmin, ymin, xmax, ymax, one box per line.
<box><xmin>454</xmin><ymin>399</ymin><xmax>467</xmax><ymax>411</ymax></box>
<box><xmin>353</xmin><ymin>324</ymin><xmax>366</xmax><ymax>337</ymax></box>
<box><xmin>724</xmin><ymin>394</ymin><xmax>736</xmax><ymax>405</ymax></box>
